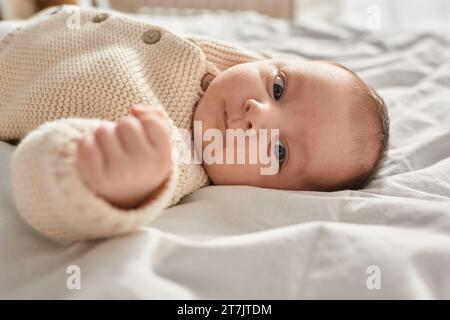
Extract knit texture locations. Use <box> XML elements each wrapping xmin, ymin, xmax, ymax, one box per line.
<box><xmin>0</xmin><ymin>5</ymin><xmax>266</xmax><ymax>244</ymax></box>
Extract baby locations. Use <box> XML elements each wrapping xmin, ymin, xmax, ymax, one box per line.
<box><xmin>0</xmin><ymin>6</ymin><xmax>389</xmax><ymax>243</ymax></box>
<box><xmin>80</xmin><ymin>58</ymin><xmax>389</xmax><ymax>209</ymax></box>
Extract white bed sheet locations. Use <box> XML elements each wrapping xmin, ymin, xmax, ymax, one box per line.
<box><xmin>1</xmin><ymin>10</ymin><xmax>450</xmax><ymax>299</ymax></box>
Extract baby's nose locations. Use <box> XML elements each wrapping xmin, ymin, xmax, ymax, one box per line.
<box><xmin>244</xmin><ymin>99</ymin><xmax>270</xmax><ymax>130</ymax></box>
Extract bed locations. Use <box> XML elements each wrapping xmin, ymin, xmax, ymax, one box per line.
<box><xmin>1</xmin><ymin>7</ymin><xmax>450</xmax><ymax>299</ymax></box>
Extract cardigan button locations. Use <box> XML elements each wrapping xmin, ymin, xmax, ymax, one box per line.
<box><xmin>201</xmin><ymin>73</ymin><xmax>215</xmax><ymax>91</ymax></box>
<box><xmin>142</xmin><ymin>29</ymin><xmax>161</xmax><ymax>44</ymax></box>
<box><xmin>92</xmin><ymin>13</ymin><xmax>109</xmax><ymax>23</ymax></box>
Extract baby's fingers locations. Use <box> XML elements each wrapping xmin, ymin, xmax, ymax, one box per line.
<box><xmin>116</xmin><ymin>116</ymin><xmax>149</xmax><ymax>154</ymax></box>
<box><xmin>138</xmin><ymin>115</ymin><xmax>172</xmax><ymax>155</ymax></box>
<box><xmin>94</xmin><ymin>123</ymin><xmax>123</xmax><ymax>167</ymax></box>
<box><xmin>129</xmin><ymin>105</ymin><xmax>167</xmax><ymax>118</ymax></box>
<box><xmin>76</xmin><ymin>135</ymin><xmax>106</xmax><ymax>192</ymax></box>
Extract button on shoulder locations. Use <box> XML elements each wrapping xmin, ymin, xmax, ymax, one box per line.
<box><xmin>201</xmin><ymin>73</ymin><xmax>215</xmax><ymax>92</ymax></box>
<box><xmin>142</xmin><ymin>29</ymin><xmax>161</xmax><ymax>44</ymax></box>
<box><xmin>92</xmin><ymin>13</ymin><xmax>110</xmax><ymax>23</ymax></box>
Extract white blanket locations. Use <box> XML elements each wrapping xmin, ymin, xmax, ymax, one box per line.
<box><xmin>1</xmin><ymin>10</ymin><xmax>450</xmax><ymax>299</ymax></box>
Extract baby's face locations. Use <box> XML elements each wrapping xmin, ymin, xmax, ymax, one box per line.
<box><xmin>193</xmin><ymin>58</ymin><xmax>377</xmax><ymax>190</ymax></box>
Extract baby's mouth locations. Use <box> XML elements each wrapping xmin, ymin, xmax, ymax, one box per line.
<box><xmin>223</xmin><ymin>109</ymin><xmax>228</xmax><ymax>130</ymax></box>
<box><xmin>221</xmin><ymin>100</ymin><xmax>228</xmax><ymax>132</ymax></box>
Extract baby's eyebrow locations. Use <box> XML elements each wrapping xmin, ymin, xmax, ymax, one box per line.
<box><xmin>285</xmin><ymin>70</ymin><xmax>303</xmax><ymax>104</ymax></box>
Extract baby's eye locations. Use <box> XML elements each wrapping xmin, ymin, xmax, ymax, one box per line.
<box><xmin>274</xmin><ymin>139</ymin><xmax>286</xmax><ymax>163</ymax></box>
<box><xmin>273</xmin><ymin>74</ymin><xmax>285</xmax><ymax>101</ymax></box>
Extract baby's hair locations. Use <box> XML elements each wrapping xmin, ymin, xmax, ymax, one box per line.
<box><xmin>321</xmin><ymin>61</ymin><xmax>390</xmax><ymax>191</ymax></box>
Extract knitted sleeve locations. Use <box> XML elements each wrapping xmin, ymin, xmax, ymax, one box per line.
<box><xmin>11</xmin><ymin>118</ymin><xmax>179</xmax><ymax>245</ymax></box>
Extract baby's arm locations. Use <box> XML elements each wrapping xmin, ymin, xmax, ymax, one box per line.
<box><xmin>11</xmin><ymin>106</ymin><xmax>178</xmax><ymax>244</ymax></box>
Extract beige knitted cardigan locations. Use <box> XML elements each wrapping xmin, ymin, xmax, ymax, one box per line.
<box><xmin>0</xmin><ymin>5</ymin><xmax>267</xmax><ymax>244</ymax></box>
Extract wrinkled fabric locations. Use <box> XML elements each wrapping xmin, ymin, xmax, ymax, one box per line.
<box><xmin>1</xmin><ymin>10</ymin><xmax>449</xmax><ymax>299</ymax></box>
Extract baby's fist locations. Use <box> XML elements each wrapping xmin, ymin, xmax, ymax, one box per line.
<box><xmin>76</xmin><ymin>106</ymin><xmax>173</xmax><ymax>209</ymax></box>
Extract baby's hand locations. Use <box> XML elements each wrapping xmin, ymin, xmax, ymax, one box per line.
<box><xmin>76</xmin><ymin>106</ymin><xmax>173</xmax><ymax>209</ymax></box>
